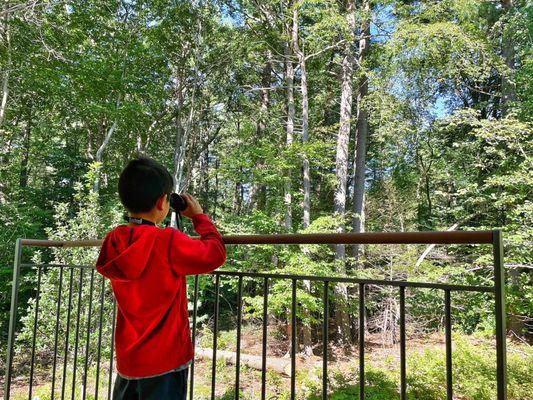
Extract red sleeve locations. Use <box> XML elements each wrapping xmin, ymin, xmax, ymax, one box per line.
<box><xmin>168</xmin><ymin>214</ymin><xmax>226</xmax><ymax>276</ymax></box>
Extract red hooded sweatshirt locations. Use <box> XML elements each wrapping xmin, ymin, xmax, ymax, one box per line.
<box><xmin>96</xmin><ymin>213</ymin><xmax>226</xmax><ymax>378</ymax></box>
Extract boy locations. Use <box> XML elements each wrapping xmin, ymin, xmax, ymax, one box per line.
<box><xmin>96</xmin><ymin>157</ymin><xmax>226</xmax><ymax>399</ymax></box>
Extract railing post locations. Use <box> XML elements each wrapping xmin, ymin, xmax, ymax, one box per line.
<box><xmin>4</xmin><ymin>238</ymin><xmax>22</xmax><ymax>400</ymax></box>
<box><xmin>493</xmin><ymin>230</ymin><xmax>507</xmax><ymax>400</ymax></box>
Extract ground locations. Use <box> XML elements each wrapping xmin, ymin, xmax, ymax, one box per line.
<box><xmin>2</xmin><ymin>325</ymin><xmax>532</xmax><ymax>400</ymax></box>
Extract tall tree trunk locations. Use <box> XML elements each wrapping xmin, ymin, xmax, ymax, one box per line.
<box><xmin>333</xmin><ymin>0</ymin><xmax>356</xmax><ymax>343</ymax></box>
<box><xmin>92</xmin><ymin>4</ymin><xmax>131</xmax><ymax>193</ymax></box>
<box><xmin>136</xmin><ymin>118</ymin><xmax>158</xmax><ymax>156</ymax></box>
<box><xmin>281</xmin><ymin>1</ymin><xmax>297</xmax><ymax>358</ymax></box>
<box><xmin>0</xmin><ymin>3</ymin><xmax>10</xmax><ymax>129</ymax></box>
<box><xmin>293</xmin><ymin>14</ymin><xmax>311</xmax><ymax>230</ymax></box>
<box><xmin>500</xmin><ymin>0</ymin><xmax>525</xmax><ymax>335</ymax></box>
<box><xmin>351</xmin><ymin>0</ymin><xmax>371</xmax><ymax>260</ymax></box>
<box><xmin>234</xmin><ymin>167</ymin><xmax>244</xmax><ymax>215</ymax></box>
<box><xmin>232</xmin><ymin>121</ymin><xmax>243</xmax><ymax>215</ymax></box>
<box><xmin>500</xmin><ymin>0</ymin><xmax>516</xmax><ymax>116</ymax></box>
<box><xmin>284</xmin><ymin>15</ymin><xmax>295</xmax><ymax>232</ymax></box>
<box><xmin>200</xmin><ymin>144</ymin><xmax>209</xmax><ymax>213</ymax></box>
<box><xmin>212</xmin><ymin>157</ymin><xmax>219</xmax><ymax>220</ymax></box>
<box><xmin>19</xmin><ymin>105</ymin><xmax>32</xmax><ymax>188</ymax></box>
<box><xmin>249</xmin><ymin>52</ymin><xmax>272</xmax><ymax>210</ymax></box>
<box><xmin>93</xmin><ymin>118</ymin><xmax>118</xmax><ymax>193</ymax></box>
<box><xmin>172</xmin><ymin>84</ymin><xmax>186</xmax><ymax>194</ymax></box>
<box><xmin>93</xmin><ymin>49</ymin><xmax>125</xmax><ymax>192</ymax></box>
<box><xmin>171</xmin><ymin>73</ymin><xmax>196</xmax><ymax>228</ymax></box>
<box><xmin>171</xmin><ymin>11</ymin><xmax>203</xmax><ymax>228</ymax></box>
<box><xmin>257</xmin><ymin>52</ymin><xmax>272</xmax><ymax>137</ymax></box>
<box><xmin>292</xmin><ymin>5</ymin><xmax>313</xmax><ymax>356</ymax></box>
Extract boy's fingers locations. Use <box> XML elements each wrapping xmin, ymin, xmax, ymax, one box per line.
<box><xmin>182</xmin><ymin>193</ymin><xmax>196</xmax><ymax>207</ymax></box>
<box><xmin>185</xmin><ymin>194</ymin><xmax>198</xmax><ymax>205</ymax></box>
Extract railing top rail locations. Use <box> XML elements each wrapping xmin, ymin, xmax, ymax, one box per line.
<box><xmin>19</xmin><ymin>230</ymin><xmax>495</xmax><ymax>248</ymax></box>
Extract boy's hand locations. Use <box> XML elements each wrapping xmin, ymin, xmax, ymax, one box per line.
<box><xmin>180</xmin><ymin>193</ymin><xmax>203</xmax><ymax>218</ymax></box>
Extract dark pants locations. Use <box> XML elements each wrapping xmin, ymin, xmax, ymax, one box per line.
<box><xmin>113</xmin><ymin>368</ymin><xmax>188</xmax><ymax>400</ymax></box>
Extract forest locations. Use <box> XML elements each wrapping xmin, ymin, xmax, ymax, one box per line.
<box><xmin>0</xmin><ymin>0</ymin><xmax>532</xmax><ymax>399</ymax></box>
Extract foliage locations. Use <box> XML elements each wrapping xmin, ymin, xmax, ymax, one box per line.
<box><xmin>15</xmin><ymin>164</ymin><xmax>120</xmax><ymax>371</ymax></box>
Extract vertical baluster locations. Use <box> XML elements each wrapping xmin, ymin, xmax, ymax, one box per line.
<box><xmin>290</xmin><ymin>279</ymin><xmax>297</xmax><ymax>400</ymax></box>
<box><xmin>359</xmin><ymin>283</ymin><xmax>365</xmax><ymax>400</ymax></box>
<box><xmin>29</xmin><ymin>266</ymin><xmax>42</xmax><ymax>400</ymax></box>
<box><xmin>322</xmin><ymin>281</ymin><xmax>329</xmax><ymax>400</ymax></box>
<box><xmin>107</xmin><ymin>299</ymin><xmax>117</xmax><ymax>400</ymax></box>
<box><xmin>51</xmin><ymin>266</ymin><xmax>64</xmax><ymax>400</ymax></box>
<box><xmin>445</xmin><ymin>290</ymin><xmax>452</xmax><ymax>400</ymax></box>
<box><xmin>235</xmin><ymin>276</ymin><xmax>243</xmax><ymax>400</ymax></box>
<box><xmin>61</xmin><ymin>267</ymin><xmax>75</xmax><ymax>400</ymax></box>
<box><xmin>400</xmin><ymin>286</ymin><xmax>406</xmax><ymax>400</ymax></box>
<box><xmin>82</xmin><ymin>269</ymin><xmax>95</xmax><ymax>400</ymax></box>
<box><xmin>261</xmin><ymin>277</ymin><xmax>268</xmax><ymax>400</ymax></box>
<box><xmin>190</xmin><ymin>275</ymin><xmax>199</xmax><ymax>400</ymax></box>
<box><xmin>71</xmin><ymin>269</ymin><xmax>85</xmax><ymax>399</ymax></box>
<box><xmin>211</xmin><ymin>274</ymin><xmax>220</xmax><ymax>400</ymax></box>
<box><xmin>94</xmin><ymin>275</ymin><xmax>105</xmax><ymax>400</ymax></box>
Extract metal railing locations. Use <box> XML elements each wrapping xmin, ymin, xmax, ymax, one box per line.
<box><xmin>4</xmin><ymin>230</ymin><xmax>507</xmax><ymax>399</ymax></box>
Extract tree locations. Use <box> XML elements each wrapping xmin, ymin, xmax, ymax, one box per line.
<box><xmin>351</xmin><ymin>0</ymin><xmax>371</xmax><ymax>260</ymax></box>
<box><xmin>333</xmin><ymin>0</ymin><xmax>356</xmax><ymax>342</ymax></box>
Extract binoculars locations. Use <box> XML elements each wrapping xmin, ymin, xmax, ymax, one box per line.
<box><xmin>169</xmin><ymin>193</ymin><xmax>188</xmax><ymax>213</ymax></box>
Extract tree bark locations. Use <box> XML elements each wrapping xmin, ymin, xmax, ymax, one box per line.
<box><xmin>249</xmin><ymin>52</ymin><xmax>272</xmax><ymax>211</ymax></box>
<box><xmin>92</xmin><ymin>4</ymin><xmax>133</xmax><ymax>193</ymax></box>
<box><xmin>284</xmin><ymin>10</ymin><xmax>295</xmax><ymax>232</ymax></box>
<box><xmin>351</xmin><ymin>0</ymin><xmax>371</xmax><ymax>260</ymax></box>
<box><xmin>257</xmin><ymin>51</ymin><xmax>272</xmax><ymax>137</ymax></box>
<box><xmin>499</xmin><ymin>3</ymin><xmax>524</xmax><ymax>328</ymax></box>
<box><xmin>293</xmin><ymin>8</ymin><xmax>311</xmax><ymax>231</ymax></box>
<box><xmin>335</xmin><ymin>0</ymin><xmax>356</xmax><ymax>259</ymax></box>
<box><xmin>333</xmin><ymin>0</ymin><xmax>356</xmax><ymax>343</ymax></box>
<box><xmin>199</xmin><ymin>143</ymin><xmax>209</xmax><ymax>213</ymax></box>
<box><xmin>171</xmin><ymin>68</ymin><xmax>197</xmax><ymax>228</ymax></box>
<box><xmin>212</xmin><ymin>157</ymin><xmax>219</xmax><ymax>221</ymax></box>
<box><xmin>171</xmin><ymin>9</ymin><xmax>204</xmax><ymax>227</ymax></box>
<box><xmin>19</xmin><ymin>105</ymin><xmax>31</xmax><ymax>188</ymax></box>
<box><xmin>0</xmin><ymin>2</ymin><xmax>10</xmax><ymax>129</ymax></box>
<box><xmin>92</xmin><ymin>118</ymin><xmax>118</xmax><ymax>193</ymax></box>
<box><xmin>291</xmin><ymin>5</ymin><xmax>313</xmax><ymax>356</ymax></box>
<box><xmin>500</xmin><ymin>0</ymin><xmax>516</xmax><ymax>116</ymax></box>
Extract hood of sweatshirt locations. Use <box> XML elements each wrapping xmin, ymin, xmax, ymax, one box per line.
<box><xmin>96</xmin><ymin>225</ymin><xmax>159</xmax><ymax>281</ymax></box>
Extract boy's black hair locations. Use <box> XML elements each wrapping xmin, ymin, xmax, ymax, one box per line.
<box><xmin>118</xmin><ymin>157</ymin><xmax>174</xmax><ymax>213</ymax></box>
